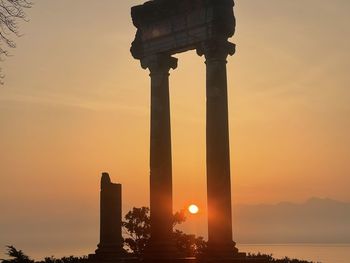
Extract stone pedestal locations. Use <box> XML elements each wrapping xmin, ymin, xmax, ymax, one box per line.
<box><xmin>141</xmin><ymin>54</ymin><xmax>180</xmax><ymax>259</ymax></box>
<box><xmin>89</xmin><ymin>173</ymin><xmax>127</xmax><ymax>262</ymax></box>
<box><xmin>142</xmin><ymin>258</ymin><xmax>197</xmax><ymax>263</ymax></box>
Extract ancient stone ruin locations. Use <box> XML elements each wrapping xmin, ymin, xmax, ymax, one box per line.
<box><xmin>130</xmin><ymin>0</ymin><xmax>245</xmax><ymax>261</ymax></box>
<box><xmin>89</xmin><ymin>173</ymin><xmax>126</xmax><ymax>262</ymax></box>
<box><xmin>89</xmin><ymin>1</ymin><xmax>269</xmax><ymax>262</ymax></box>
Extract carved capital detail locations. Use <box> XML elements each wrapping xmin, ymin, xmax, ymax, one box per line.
<box><xmin>141</xmin><ymin>54</ymin><xmax>178</xmax><ymax>74</ymax></box>
<box><xmin>197</xmin><ymin>40</ymin><xmax>236</xmax><ymax>62</ymax></box>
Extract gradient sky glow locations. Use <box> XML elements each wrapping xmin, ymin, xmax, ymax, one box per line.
<box><xmin>1</xmin><ymin>0</ymin><xmax>350</xmax><ymax>259</ymax></box>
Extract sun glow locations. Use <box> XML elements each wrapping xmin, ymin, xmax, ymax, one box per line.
<box><xmin>188</xmin><ymin>204</ymin><xmax>199</xmax><ymax>214</ymax></box>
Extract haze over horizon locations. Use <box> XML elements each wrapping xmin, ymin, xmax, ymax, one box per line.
<box><xmin>1</xmin><ymin>0</ymin><xmax>349</xmax><ymax>260</ymax></box>
<box><xmin>2</xmin><ymin>197</ymin><xmax>350</xmax><ymax>260</ymax></box>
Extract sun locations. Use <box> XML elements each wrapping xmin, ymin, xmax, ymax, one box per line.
<box><xmin>188</xmin><ymin>204</ymin><xmax>199</xmax><ymax>214</ymax></box>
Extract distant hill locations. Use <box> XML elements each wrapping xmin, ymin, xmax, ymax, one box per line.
<box><xmin>233</xmin><ymin>197</ymin><xmax>350</xmax><ymax>244</ymax></box>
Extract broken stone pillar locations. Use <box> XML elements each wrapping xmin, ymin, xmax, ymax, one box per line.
<box><xmin>141</xmin><ymin>54</ymin><xmax>179</xmax><ymax>259</ymax></box>
<box><xmin>90</xmin><ymin>172</ymin><xmax>125</xmax><ymax>261</ymax></box>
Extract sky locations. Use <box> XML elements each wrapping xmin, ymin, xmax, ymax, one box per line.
<box><xmin>0</xmin><ymin>0</ymin><xmax>350</xmax><ymax>259</ymax></box>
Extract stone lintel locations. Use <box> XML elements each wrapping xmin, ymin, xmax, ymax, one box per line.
<box><xmin>131</xmin><ymin>0</ymin><xmax>235</xmax><ymax>59</ymax></box>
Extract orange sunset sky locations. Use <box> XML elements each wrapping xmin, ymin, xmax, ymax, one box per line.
<box><xmin>1</xmin><ymin>0</ymin><xmax>350</xmax><ymax>259</ymax></box>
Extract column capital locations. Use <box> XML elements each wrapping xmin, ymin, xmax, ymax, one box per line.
<box><xmin>197</xmin><ymin>40</ymin><xmax>236</xmax><ymax>62</ymax></box>
<box><xmin>141</xmin><ymin>54</ymin><xmax>178</xmax><ymax>74</ymax></box>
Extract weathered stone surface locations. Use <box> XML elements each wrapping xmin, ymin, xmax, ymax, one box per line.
<box><xmin>89</xmin><ymin>173</ymin><xmax>127</xmax><ymax>262</ymax></box>
<box><xmin>197</xmin><ymin>40</ymin><xmax>239</xmax><ymax>259</ymax></box>
<box><xmin>142</xmin><ymin>54</ymin><xmax>180</xmax><ymax>259</ymax></box>
<box><xmin>130</xmin><ymin>0</ymin><xmax>243</xmax><ymax>261</ymax></box>
<box><xmin>131</xmin><ymin>0</ymin><xmax>235</xmax><ymax>59</ymax></box>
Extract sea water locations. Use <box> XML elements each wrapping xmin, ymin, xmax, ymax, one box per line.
<box><xmin>238</xmin><ymin>243</ymin><xmax>350</xmax><ymax>263</ymax></box>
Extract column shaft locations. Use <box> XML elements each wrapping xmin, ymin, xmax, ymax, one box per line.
<box><xmin>141</xmin><ymin>55</ymin><xmax>178</xmax><ymax>258</ymax></box>
<box><xmin>198</xmin><ymin>41</ymin><xmax>238</xmax><ymax>258</ymax></box>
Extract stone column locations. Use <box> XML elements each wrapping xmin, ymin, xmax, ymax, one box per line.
<box><xmin>197</xmin><ymin>40</ymin><xmax>239</xmax><ymax>259</ymax></box>
<box><xmin>94</xmin><ymin>172</ymin><xmax>125</xmax><ymax>260</ymax></box>
<box><xmin>141</xmin><ymin>54</ymin><xmax>178</xmax><ymax>259</ymax></box>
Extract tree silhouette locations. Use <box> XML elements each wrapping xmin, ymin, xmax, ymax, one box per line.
<box><xmin>0</xmin><ymin>246</ymin><xmax>88</xmax><ymax>263</ymax></box>
<box><xmin>1</xmin><ymin>245</ymin><xmax>34</xmax><ymax>263</ymax></box>
<box><xmin>0</xmin><ymin>0</ymin><xmax>33</xmax><ymax>82</ymax></box>
<box><xmin>172</xmin><ymin>229</ymin><xmax>208</xmax><ymax>257</ymax></box>
<box><xmin>38</xmin><ymin>256</ymin><xmax>88</xmax><ymax>263</ymax></box>
<box><xmin>122</xmin><ymin>207</ymin><xmax>207</xmax><ymax>257</ymax></box>
<box><xmin>122</xmin><ymin>207</ymin><xmax>151</xmax><ymax>256</ymax></box>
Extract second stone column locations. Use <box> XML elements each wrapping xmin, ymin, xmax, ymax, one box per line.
<box><xmin>141</xmin><ymin>54</ymin><xmax>179</xmax><ymax>259</ymax></box>
<box><xmin>198</xmin><ymin>40</ymin><xmax>239</xmax><ymax>259</ymax></box>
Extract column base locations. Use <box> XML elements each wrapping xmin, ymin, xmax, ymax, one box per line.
<box><xmin>142</xmin><ymin>257</ymin><xmax>197</xmax><ymax>263</ymax></box>
<box><xmin>88</xmin><ymin>244</ymin><xmax>129</xmax><ymax>263</ymax></box>
<box><xmin>197</xmin><ymin>242</ymin><xmax>268</xmax><ymax>263</ymax></box>
<box><xmin>198</xmin><ymin>258</ymin><xmax>269</xmax><ymax>263</ymax></box>
<box><xmin>203</xmin><ymin>241</ymin><xmax>243</xmax><ymax>260</ymax></box>
<box><xmin>143</xmin><ymin>239</ymin><xmax>182</xmax><ymax>260</ymax></box>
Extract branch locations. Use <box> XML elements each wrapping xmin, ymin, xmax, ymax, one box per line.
<box><xmin>0</xmin><ymin>0</ymin><xmax>33</xmax><ymax>84</ymax></box>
